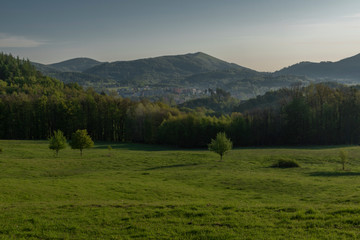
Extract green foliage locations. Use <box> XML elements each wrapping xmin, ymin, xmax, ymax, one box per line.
<box><xmin>158</xmin><ymin>114</ymin><xmax>231</xmax><ymax>147</ymax></box>
<box><xmin>4</xmin><ymin>52</ymin><xmax>360</xmax><ymax>149</ymax></box>
<box><xmin>339</xmin><ymin>150</ymin><xmax>349</xmax><ymax>170</ymax></box>
<box><xmin>208</xmin><ymin>132</ymin><xmax>233</xmax><ymax>160</ymax></box>
<box><xmin>107</xmin><ymin>145</ymin><xmax>112</xmax><ymax>151</ymax></box>
<box><xmin>48</xmin><ymin>130</ymin><xmax>67</xmax><ymax>156</ymax></box>
<box><xmin>271</xmin><ymin>158</ymin><xmax>300</xmax><ymax>168</ymax></box>
<box><xmin>179</xmin><ymin>88</ymin><xmax>239</xmax><ymax>114</ymax></box>
<box><xmin>69</xmin><ymin>129</ymin><xmax>94</xmax><ymax>156</ymax></box>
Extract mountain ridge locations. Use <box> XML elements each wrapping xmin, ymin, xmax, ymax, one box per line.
<box><xmin>48</xmin><ymin>57</ymin><xmax>103</xmax><ymax>72</ymax></box>
<box><xmin>275</xmin><ymin>53</ymin><xmax>360</xmax><ymax>82</ymax></box>
<box><xmin>82</xmin><ymin>52</ymin><xmax>251</xmax><ymax>86</ymax></box>
<box><xmin>35</xmin><ymin>52</ymin><xmax>359</xmax><ymax>100</ymax></box>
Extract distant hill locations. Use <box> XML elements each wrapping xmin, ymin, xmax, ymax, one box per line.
<box><xmin>43</xmin><ymin>57</ymin><xmax>103</xmax><ymax>73</ymax></box>
<box><xmin>83</xmin><ymin>52</ymin><xmax>247</xmax><ymax>85</ymax></box>
<box><xmin>31</xmin><ymin>62</ymin><xmax>59</xmax><ymax>74</ymax></box>
<box><xmin>232</xmin><ymin>81</ymin><xmax>348</xmax><ymax>114</ymax></box>
<box><xmin>275</xmin><ymin>53</ymin><xmax>360</xmax><ymax>83</ymax></box>
<box><xmin>32</xmin><ymin>52</ymin><xmax>311</xmax><ymax>100</ymax></box>
<box><xmin>31</xmin><ymin>58</ymin><xmax>106</xmax><ymax>88</ymax></box>
<box><xmin>178</xmin><ymin>88</ymin><xmax>240</xmax><ymax>114</ymax></box>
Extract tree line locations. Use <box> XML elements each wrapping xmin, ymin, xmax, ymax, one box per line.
<box><xmin>1</xmin><ymin>53</ymin><xmax>360</xmax><ymax>147</ymax></box>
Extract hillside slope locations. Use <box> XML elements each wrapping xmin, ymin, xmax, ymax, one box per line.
<box><xmin>275</xmin><ymin>53</ymin><xmax>360</xmax><ymax>82</ymax></box>
<box><xmin>49</xmin><ymin>57</ymin><xmax>103</xmax><ymax>72</ymax></box>
<box><xmin>83</xmin><ymin>52</ymin><xmax>248</xmax><ymax>85</ymax></box>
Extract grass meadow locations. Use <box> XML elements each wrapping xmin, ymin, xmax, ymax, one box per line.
<box><xmin>1</xmin><ymin>140</ymin><xmax>360</xmax><ymax>239</ymax></box>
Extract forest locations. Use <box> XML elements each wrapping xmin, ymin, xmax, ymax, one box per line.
<box><xmin>1</xmin><ymin>53</ymin><xmax>360</xmax><ymax>147</ymax></box>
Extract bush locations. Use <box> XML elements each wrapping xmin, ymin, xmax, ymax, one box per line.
<box><xmin>271</xmin><ymin>158</ymin><xmax>300</xmax><ymax>168</ymax></box>
<box><xmin>339</xmin><ymin>150</ymin><xmax>348</xmax><ymax>170</ymax></box>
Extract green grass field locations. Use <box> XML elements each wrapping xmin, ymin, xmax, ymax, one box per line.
<box><xmin>1</xmin><ymin>140</ymin><xmax>360</xmax><ymax>239</ymax></box>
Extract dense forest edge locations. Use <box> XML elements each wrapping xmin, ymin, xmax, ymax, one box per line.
<box><xmin>1</xmin><ymin>53</ymin><xmax>360</xmax><ymax>147</ymax></box>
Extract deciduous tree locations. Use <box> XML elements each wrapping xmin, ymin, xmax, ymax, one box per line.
<box><xmin>208</xmin><ymin>132</ymin><xmax>232</xmax><ymax>161</ymax></box>
<box><xmin>70</xmin><ymin>129</ymin><xmax>94</xmax><ymax>156</ymax></box>
<box><xmin>49</xmin><ymin>130</ymin><xmax>67</xmax><ymax>156</ymax></box>
<box><xmin>339</xmin><ymin>150</ymin><xmax>348</xmax><ymax>171</ymax></box>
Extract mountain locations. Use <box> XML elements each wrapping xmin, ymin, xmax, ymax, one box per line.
<box><xmin>31</xmin><ymin>58</ymin><xmax>107</xmax><ymax>88</ymax></box>
<box><xmin>32</xmin><ymin>57</ymin><xmax>103</xmax><ymax>74</ymax></box>
<box><xmin>31</xmin><ymin>62</ymin><xmax>59</xmax><ymax>74</ymax></box>
<box><xmin>275</xmin><ymin>53</ymin><xmax>360</xmax><ymax>82</ymax></box>
<box><xmin>32</xmin><ymin>52</ymin><xmax>310</xmax><ymax>100</ymax></box>
<box><xmin>48</xmin><ymin>57</ymin><xmax>103</xmax><ymax>72</ymax></box>
<box><xmin>83</xmin><ymin>52</ymin><xmax>248</xmax><ymax>85</ymax></box>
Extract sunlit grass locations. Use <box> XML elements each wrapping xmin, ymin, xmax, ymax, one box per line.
<box><xmin>0</xmin><ymin>140</ymin><xmax>360</xmax><ymax>239</ymax></box>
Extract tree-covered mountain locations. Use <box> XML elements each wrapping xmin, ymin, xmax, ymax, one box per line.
<box><xmin>275</xmin><ymin>53</ymin><xmax>360</xmax><ymax>83</ymax></box>
<box><xmin>33</xmin><ymin>57</ymin><xmax>103</xmax><ymax>73</ymax></box>
<box><xmin>32</xmin><ymin>52</ymin><xmax>310</xmax><ymax>100</ymax></box>
<box><xmin>31</xmin><ymin>58</ymin><xmax>108</xmax><ymax>89</ymax></box>
<box><xmin>84</xmin><ymin>52</ymin><xmax>247</xmax><ymax>85</ymax></box>
<box><xmin>31</xmin><ymin>52</ymin><xmax>360</xmax><ymax>101</ymax></box>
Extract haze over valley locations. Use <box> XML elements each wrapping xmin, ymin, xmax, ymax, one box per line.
<box><xmin>31</xmin><ymin>51</ymin><xmax>360</xmax><ymax>103</ymax></box>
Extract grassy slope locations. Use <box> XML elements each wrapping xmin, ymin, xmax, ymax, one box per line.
<box><xmin>0</xmin><ymin>141</ymin><xmax>360</xmax><ymax>239</ymax></box>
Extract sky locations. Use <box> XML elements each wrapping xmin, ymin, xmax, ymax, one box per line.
<box><xmin>1</xmin><ymin>0</ymin><xmax>360</xmax><ymax>72</ymax></box>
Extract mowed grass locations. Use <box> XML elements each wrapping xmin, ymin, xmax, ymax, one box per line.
<box><xmin>1</xmin><ymin>141</ymin><xmax>360</xmax><ymax>239</ymax></box>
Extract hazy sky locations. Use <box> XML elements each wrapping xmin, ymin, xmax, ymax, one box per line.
<box><xmin>1</xmin><ymin>0</ymin><xmax>360</xmax><ymax>71</ymax></box>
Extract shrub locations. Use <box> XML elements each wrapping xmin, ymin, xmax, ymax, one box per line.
<box><xmin>271</xmin><ymin>158</ymin><xmax>300</xmax><ymax>168</ymax></box>
<box><xmin>339</xmin><ymin>150</ymin><xmax>348</xmax><ymax>170</ymax></box>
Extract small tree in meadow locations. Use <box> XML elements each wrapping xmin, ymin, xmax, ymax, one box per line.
<box><xmin>107</xmin><ymin>145</ymin><xmax>112</xmax><ymax>156</ymax></box>
<box><xmin>48</xmin><ymin>130</ymin><xmax>67</xmax><ymax>156</ymax></box>
<box><xmin>208</xmin><ymin>132</ymin><xmax>233</xmax><ymax>161</ymax></box>
<box><xmin>339</xmin><ymin>150</ymin><xmax>348</xmax><ymax>171</ymax></box>
<box><xmin>69</xmin><ymin>129</ymin><xmax>94</xmax><ymax>157</ymax></box>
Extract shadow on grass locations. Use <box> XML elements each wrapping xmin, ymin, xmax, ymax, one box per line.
<box><xmin>93</xmin><ymin>142</ymin><xmax>180</xmax><ymax>151</ymax></box>
<box><xmin>239</xmin><ymin>145</ymin><xmax>354</xmax><ymax>150</ymax></box>
<box><xmin>309</xmin><ymin>171</ymin><xmax>360</xmax><ymax>177</ymax></box>
<box><xmin>144</xmin><ymin>163</ymin><xmax>199</xmax><ymax>171</ymax></box>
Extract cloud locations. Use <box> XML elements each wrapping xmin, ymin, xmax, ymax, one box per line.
<box><xmin>0</xmin><ymin>33</ymin><xmax>44</xmax><ymax>48</ymax></box>
<box><xmin>344</xmin><ymin>13</ymin><xmax>360</xmax><ymax>19</ymax></box>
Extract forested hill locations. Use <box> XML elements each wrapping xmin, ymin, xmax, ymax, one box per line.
<box><xmin>275</xmin><ymin>53</ymin><xmax>360</xmax><ymax>83</ymax></box>
<box><xmin>83</xmin><ymin>52</ymin><xmax>249</xmax><ymax>84</ymax></box>
<box><xmin>49</xmin><ymin>57</ymin><xmax>103</xmax><ymax>72</ymax></box>
<box><xmin>3</xmin><ymin>52</ymin><xmax>360</xmax><ymax>147</ymax></box>
<box><xmin>32</xmin><ymin>52</ymin><xmax>310</xmax><ymax>100</ymax></box>
<box><xmin>31</xmin><ymin>52</ymin><xmax>360</xmax><ymax>101</ymax></box>
<box><xmin>0</xmin><ymin>53</ymin><xmax>65</xmax><ymax>95</ymax></box>
<box><xmin>0</xmin><ymin>53</ymin><xmax>177</xmax><ymax>142</ymax></box>
<box><xmin>32</xmin><ymin>57</ymin><xmax>103</xmax><ymax>73</ymax></box>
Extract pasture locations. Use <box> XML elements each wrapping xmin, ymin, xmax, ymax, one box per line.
<box><xmin>0</xmin><ymin>140</ymin><xmax>360</xmax><ymax>239</ymax></box>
